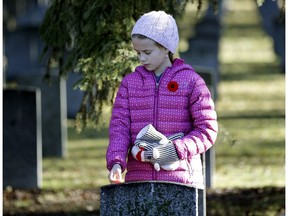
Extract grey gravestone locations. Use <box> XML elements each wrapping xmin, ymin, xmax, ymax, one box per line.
<box><xmin>180</xmin><ymin>4</ymin><xmax>223</xmax><ymax>213</ymax></box>
<box><xmin>3</xmin><ymin>87</ymin><xmax>42</xmax><ymax>189</ymax></box>
<box><xmin>100</xmin><ymin>181</ymin><xmax>198</xmax><ymax>216</ymax></box>
<box><xmin>4</xmin><ymin>3</ymin><xmax>67</xmax><ymax>157</ymax></box>
<box><xmin>195</xmin><ymin>66</ymin><xmax>217</xmax><ymax>189</ymax></box>
<box><xmin>4</xmin><ymin>5</ymin><xmax>47</xmax><ymax>81</ymax></box>
<box><xmin>17</xmin><ymin>75</ymin><xmax>67</xmax><ymax>157</ymax></box>
<box><xmin>180</xmin><ymin>2</ymin><xmax>225</xmax><ymax>101</ymax></box>
<box><xmin>258</xmin><ymin>0</ymin><xmax>285</xmax><ymax>71</ymax></box>
<box><xmin>66</xmin><ymin>73</ymin><xmax>84</xmax><ymax>118</ymax></box>
<box><xmin>4</xmin><ymin>2</ymin><xmax>84</xmax><ymax>119</ymax></box>
<box><xmin>195</xmin><ymin>66</ymin><xmax>218</xmax><ymax>216</ymax></box>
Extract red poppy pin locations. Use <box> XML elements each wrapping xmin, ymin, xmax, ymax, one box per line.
<box><xmin>167</xmin><ymin>81</ymin><xmax>179</xmax><ymax>92</ymax></box>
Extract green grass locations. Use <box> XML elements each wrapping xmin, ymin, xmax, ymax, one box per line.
<box><xmin>213</xmin><ymin>0</ymin><xmax>285</xmax><ymax>190</ymax></box>
<box><xmin>215</xmin><ymin>118</ymin><xmax>285</xmax><ymax>188</ymax></box>
<box><xmin>42</xmin><ymin>122</ymin><xmax>111</xmax><ymax>190</ymax></box>
<box><xmin>41</xmin><ymin>114</ymin><xmax>284</xmax><ymax>190</ymax></box>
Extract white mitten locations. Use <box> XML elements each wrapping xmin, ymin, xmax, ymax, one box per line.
<box><xmin>153</xmin><ymin>132</ymin><xmax>184</xmax><ymax>171</ymax></box>
<box><xmin>133</xmin><ymin>140</ymin><xmax>179</xmax><ymax>171</ymax></box>
<box><xmin>136</xmin><ymin>124</ymin><xmax>169</xmax><ymax>144</ymax></box>
<box><xmin>133</xmin><ymin>124</ymin><xmax>184</xmax><ymax>171</ymax></box>
<box><xmin>131</xmin><ymin>140</ymin><xmax>160</xmax><ymax>162</ymax></box>
<box><xmin>151</xmin><ymin>141</ymin><xmax>179</xmax><ymax>171</ymax></box>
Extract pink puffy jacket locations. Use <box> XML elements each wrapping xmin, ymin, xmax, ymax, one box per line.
<box><xmin>106</xmin><ymin>58</ymin><xmax>218</xmax><ymax>188</ymax></box>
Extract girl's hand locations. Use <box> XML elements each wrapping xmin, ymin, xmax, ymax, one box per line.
<box><xmin>108</xmin><ymin>164</ymin><xmax>123</xmax><ymax>184</ymax></box>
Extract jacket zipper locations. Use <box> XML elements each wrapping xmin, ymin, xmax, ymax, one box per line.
<box><xmin>152</xmin><ymin>76</ymin><xmax>158</xmax><ymax>180</ymax></box>
<box><xmin>153</xmin><ymin>82</ymin><xmax>159</xmax><ymax>127</ymax></box>
<box><xmin>153</xmin><ymin>72</ymin><xmax>164</xmax><ymax>127</ymax></box>
<box><xmin>152</xmin><ymin>73</ymin><xmax>165</xmax><ymax>180</ymax></box>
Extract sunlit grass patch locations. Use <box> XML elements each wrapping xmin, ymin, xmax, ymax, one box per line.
<box><xmin>214</xmin><ymin>161</ymin><xmax>285</xmax><ymax>188</ymax></box>
<box><xmin>216</xmin><ymin>77</ymin><xmax>284</xmax><ymax>118</ymax></box>
<box><xmin>42</xmin><ymin>124</ymin><xmax>110</xmax><ymax>190</ymax></box>
<box><xmin>217</xmin><ymin>118</ymin><xmax>285</xmax><ymax>155</ymax></box>
<box><xmin>220</xmin><ymin>62</ymin><xmax>283</xmax><ymax>81</ymax></box>
<box><xmin>214</xmin><ymin>117</ymin><xmax>285</xmax><ymax>188</ymax></box>
<box><xmin>219</xmin><ymin>36</ymin><xmax>277</xmax><ymax>64</ymax></box>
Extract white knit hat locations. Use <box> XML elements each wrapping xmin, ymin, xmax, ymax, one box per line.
<box><xmin>131</xmin><ymin>11</ymin><xmax>179</xmax><ymax>54</ymax></box>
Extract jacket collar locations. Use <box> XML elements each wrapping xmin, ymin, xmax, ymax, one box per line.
<box><xmin>135</xmin><ymin>58</ymin><xmax>193</xmax><ymax>77</ymax></box>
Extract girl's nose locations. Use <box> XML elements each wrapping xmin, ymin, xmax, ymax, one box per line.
<box><xmin>139</xmin><ymin>53</ymin><xmax>146</xmax><ymax>63</ymax></box>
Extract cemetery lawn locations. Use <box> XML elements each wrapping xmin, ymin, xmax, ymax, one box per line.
<box><xmin>3</xmin><ymin>0</ymin><xmax>285</xmax><ymax>215</ymax></box>
<box><xmin>3</xmin><ymin>115</ymin><xmax>285</xmax><ymax>215</ymax></box>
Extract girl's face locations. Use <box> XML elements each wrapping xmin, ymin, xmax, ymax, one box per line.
<box><xmin>132</xmin><ymin>37</ymin><xmax>171</xmax><ymax>75</ymax></box>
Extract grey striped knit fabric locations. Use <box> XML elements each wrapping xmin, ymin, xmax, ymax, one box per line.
<box><xmin>134</xmin><ymin>124</ymin><xmax>184</xmax><ymax>165</ymax></box>
<box><xmin>136</xmin><ymin>124</ymin><xmax>168</xmax><ymax>143</ymax></box>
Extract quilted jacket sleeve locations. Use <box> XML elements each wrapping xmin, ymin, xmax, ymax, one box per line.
<box><xmin>173</xmin><ymin>75</ymin><xmax>218</xmax><ymax>160</ymax></box>
<box><xmin>106</xmin><ymin>78</ymin><xmax>131</xmax><ymax>171</ymax></box>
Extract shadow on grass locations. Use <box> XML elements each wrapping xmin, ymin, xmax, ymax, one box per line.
<box><xmin>219</xmin><ymin>112</ymin><xmax>285</xmax><ymax>119</ymax></box>
<box><xmin>220</xmin><ymin>62</ymin><xmax>283</xmax><ymax>81</ymax></box>
<box><xmin>67</xmin><ymin>122</ymin><xmax>109</xmax><ymax>140</ymax></box>
<box><xmin>206</xmin><ymin>187</ymin><xmax>285</xmax><ymax>216</ymax></box>
<box><xmin>4</xmin><ymin>187</ymin><xmax>284</xmax><ymax>216</ymax></box>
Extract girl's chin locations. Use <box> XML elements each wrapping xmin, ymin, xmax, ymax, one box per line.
<box><xmin>144</xmin><ymin>65</ymin><xmax>153</xmax><ymax>71</ymax></box>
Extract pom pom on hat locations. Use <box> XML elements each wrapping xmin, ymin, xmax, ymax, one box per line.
<box><xmin>131</xmin><ymin>11</ymin><xmax>179</xmax><ymax>54</ymax></box>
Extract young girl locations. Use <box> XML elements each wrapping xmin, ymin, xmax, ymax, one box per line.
<box><xmin>106</xmin><ymin>11</ymin><xmax>218</xmax><ymax>189</ymax></box>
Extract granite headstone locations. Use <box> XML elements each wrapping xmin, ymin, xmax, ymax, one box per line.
<box><xmin>100</xmin><ymin>181</ymin><xmax>198</xmax><ymax>216</ymax></box>
<box><xmin>3</xmin><ymin>87</ymin><xmax>42</xmax><ymax>189</ymax></box>
<box><xmin>17</xmin><ymin>75</ymin><xmax>67</xmax><ymax>157</ymax></box>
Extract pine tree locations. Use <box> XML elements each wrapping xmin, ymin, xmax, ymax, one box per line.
<box><xmin>39</xmin><ymin>0</ymin><xmax>218</xmax><ymax>132</ymax></box>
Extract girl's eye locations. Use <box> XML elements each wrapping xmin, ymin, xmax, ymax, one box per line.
<box><xmin>135</xmin><ymin>51</ymin><xmax>151</xmax><ymax>55</ymax></box>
